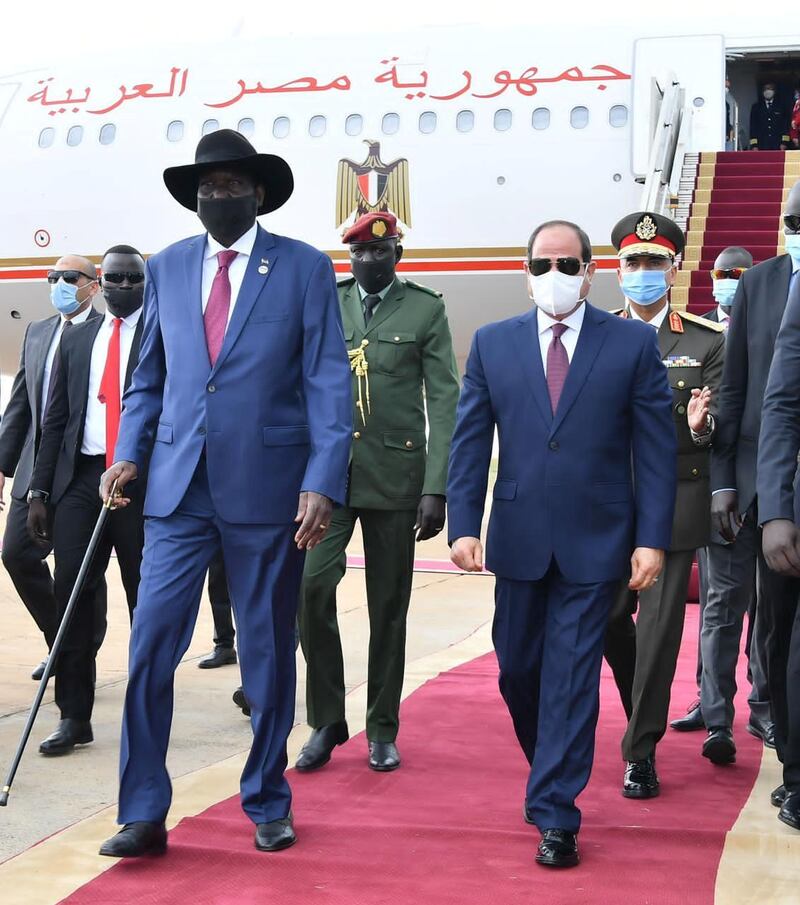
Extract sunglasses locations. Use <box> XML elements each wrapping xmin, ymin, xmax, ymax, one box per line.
<box><xmin>102</xmin><ymin>271</ymin><xmax>145</xmax><ymax>285</ymax></box>
<box><xmin>710</xmin><ymin>268</ymin><xmax>747</xmax><ymax>280</ymax></box>
<box><xmin>527</xmin><ymin>257</ymin><xmax>586</xmax><ymax>277</ymax></box>
<box><xmin>784</xmin><ymin>215</ymin><xmax>800</xmax><ymax>233</ymax></box>
<box><xmin>46</xmin><ymin>269</ymin><xmax>97</xmax><ymax>285</ymax></box>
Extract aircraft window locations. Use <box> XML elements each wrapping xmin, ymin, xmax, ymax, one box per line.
<box><xmin>167</xmin><ymin>120</ymin><xmax>184</xmax><ymax>142</ymax></box>
<box><xmin>202</xmin><ymin>119</ymin><xmax>220</xmax><ymax>136</ymax></box>
<box><xmin>309</xmin><ymin>115</ymin><xmax>326</xmax><ymax>137</ymax></box>
<box><xmin>419</xmin><ymin>111</ymin><xmax>437</xmax><ymax>134</ymax></box>
<box><xmin>345</xmin><ymin>114</ymin><xmax>363</xmax><ymax>136</ymax></box>
<box><xmin>532</xmin><ymin>107</ymin><xmax>550</xmax><ymax>130</ymax></box>
<box><xmin>237</xmin><ymin>118</ymin><xmax>255</xmax><ymax>137</ymax></box>
<box><xmin>382</xmin><ymin>113</ymin><xmax>400</xmax><ymax>135</ymax></box>
<box><xmin>66</xmin><ymin>125</ymin><xmax>84</xmax><ymax>147</ymax></box>
<box><xmin>570</xmin><ymin>106</ymin><xmax>589</xmax><ymax>129</ymax></box>
<box><xmin>273</xmin><ymin>116</ymin><xmax>290</xmax><ymax>139</ymax></box>
<box><xmin>609</xmin><ymin>105</ymin><xmax>628</xmax><ymax>128</ymax></box>
<box><xmin>456</xmin><ymin>110</ymin><xmax>474</xmax><ymax>133</ymax></box>
<box><xmin>494</xmin><ymin>109</ymin><xmax>512</xmax><ymax>131</ymax></box>
<box><xmin>38</xmin><ymin>127</ymin><xmax>55</xmax><ymax>149</ymax></box>
<box><xmin>99</xmin><ymin>123</ymin><xmax>116</xmax><ymax>145</ymax></box>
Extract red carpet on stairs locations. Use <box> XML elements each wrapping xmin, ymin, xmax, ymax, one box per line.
<box><xmin>62</xmin><ymin>607</ymin><xmax>761</xmax><ymax>905</ymax></box>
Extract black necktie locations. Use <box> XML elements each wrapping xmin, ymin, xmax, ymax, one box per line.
<box><xmin>43</xmin><ymin>321</ymin><xmax>71</xmax><ymax>420</ymax></box>
<box><xmin>363</xmin><ymin>294</ymin><xmax>381</xmax><ymax>325</ymax></box>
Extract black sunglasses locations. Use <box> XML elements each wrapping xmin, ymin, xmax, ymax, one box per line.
<box><xmin>527</xmin><ymin>257</ymin><xmax>585</xmax><ymax>277</ymax></box>
<box><xmin>102</xmin><ymin>271</ymin><xmax>145</xmax><ymax>285</ymax></box>
<box><xmin>46</xmin><ymin>269</ymin><xmax>96</xmax><ymax>285</ymax></box>
<box><xmin>784</xmin><ymin>215</ymin><xmax>800</xmax><ymax>233</ymax></box>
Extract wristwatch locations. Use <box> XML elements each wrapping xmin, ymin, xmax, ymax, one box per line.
<box><xmin>27</xmin><ymin>489</ymin><xmax>50</xmax><ymax>504</ymax></box>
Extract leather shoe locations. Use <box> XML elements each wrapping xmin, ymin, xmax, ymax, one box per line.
<box><xmin>198</xmin><ymin>645</ymin><xmax>237</xmax><ymax>669</ymax></box>
<box><xmin>703</xmin><ymin>727</ymin><xmax>736</xmax><ymax>765</ymax></box>
<box><xmin>31</xmin><ymin>658</ymin><xmax>50</xmax><ymax>682</ymax></box>
<box><xmin>746</xmin><ymin>718</ymin><xmax>776</xmax><ymax>750</ymax></box>
<box><xmin>232</xmin><ymin>687</ymin><xmax>250</xmax><ymax>717</ymax></box>
<box><xmin>622</xmin><ymin>754</ymin><xmax>659</xmax><ymax>798</ymax></box>
<box><xmin>255</xmin><ymin>816</ymin><xmax>296</xmax><ymax>851</ymax></box>
<box><xmin>670</xmin><ymin>700</ymin><xmax>704</xmax><ymax>732</ymax></box>
<box><xmin>99</xmin><ymin>822</ymin><xmax>167</xmax><ymax>857</ymax></box>
<box><xmin>535</xmin><ymin>829</ymin><xmax>579</xmax><ymax>868</ymax></box>
<box><xmin>295</xmin><ymin>722</ymin><xmax>349</xmax><ymax>772</ymax></box>
<box><xmin>778</xmin><ymin>792</ymin><xmax>800</xmax><ymax>831</ymax></box>
<box><xmin>39</xmin><ymin>719</ymin><xmax>92</xmax><ymax>756</ymax></box>
<box><xmin>368</xmin><ymin>740</ymin><xmax>401</xmax><ymax>772</ymax></box>
<box><xmin>772</xmin><ymin>784</ymin><xmax>788</xmax><ymax>808</ymax></box>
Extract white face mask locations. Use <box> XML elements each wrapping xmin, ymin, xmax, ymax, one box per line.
<box><xmin>527</xmin><ymin>269</ymin><xmax>587</xmax><ymax>318</ymax></box>
<box><xmin>764</xmin><ymin>89</ymin><xmax>775</xmax><ymax>100</ymax></box>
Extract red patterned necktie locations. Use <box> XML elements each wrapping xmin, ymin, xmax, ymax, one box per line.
<box><xmin>98</xmin><ymin>318</ymin><xmax>122</xmax><ymax>468</ymax></box>
<box><xmin>205</xmin><ymin>249</ymin><xmax>238</xmax><ymax>366</ymax></box>
<box><xmin>546</xmin><ymin>322</ymin><xmax>570</xmax><ymax>413</ymax></box>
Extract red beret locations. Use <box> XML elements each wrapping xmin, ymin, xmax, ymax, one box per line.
<box><xmin>342</xmin><ymin>212</ymin><xmax>400</xmax><ymax>245</ymax></box>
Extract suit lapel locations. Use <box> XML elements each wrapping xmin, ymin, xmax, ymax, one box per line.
<box><xmin>211</xmin><ymin>226</ymin><xmax>278</xmax><ymax>376</ymax></box>
<box><xmin>363</xmin><ymin>279</ymin><xmax>405</xmax><ymax>336</ymax></box>
<box><xmin>125</xmin><ymin>319</ymin><xmax>144</xmax><ymax>390</ymax></box>
<box><xmin>76</xmin><ymin>317</ymin><xmax>105</xmax><ymax>426</ymax></box>
<box><xmin>32</xmin><ymin>316</ymin><xmax>61</xmax><ymax>424</ymax></box>
<box><xmin>513</xmin><ymin>310</ymin><xmax>552</xmax><ymax>429</ymax></box>
<box><xmin>341</xmin><ymin>282</ymin><xmax>363</xmax><ymax>337</ymax></box>
<box><xmin>184</xmin><ymin>236</ymin><xmax>207</xmax><ymax>355</ymax></box>
<box><xmin>771</xmin><ymin>255</ymin><xmax>793</xmax><ymax>334</ymax></box>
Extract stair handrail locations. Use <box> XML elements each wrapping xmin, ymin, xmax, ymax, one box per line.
<box><xmin>640</xmin><ymin>76</ymin><xmax>685</xmax><ymax>216</ymax></box>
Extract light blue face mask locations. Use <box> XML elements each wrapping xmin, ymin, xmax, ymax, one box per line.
<box><xmin>49</xmin><ymin>279</ymin><xmax>83</xmax><ymax>316</ymax></box>
<box><xmin>785</xmin><ymin>233</ymin><xmax>800</xmax><ymax>266</ymax></box>
<box><xmin>712</xmin><ymin>278</ymin><xmax>739</xmax><ymax>309</ymax></box>
<box><xmin>621</xmin><ymin>269</ymin><xmax>669</xmax><ymax>306</ymax></box>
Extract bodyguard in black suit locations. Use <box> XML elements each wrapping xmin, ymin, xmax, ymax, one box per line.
<box><xmin>27</xmin><ymin>246</ymin><xmax>147</xmax><ymax>755</ymax></box>
<box><xmin>0</xmin><ymin>255</ymin><xmax>105</xmax><ymax>677</ymax></box>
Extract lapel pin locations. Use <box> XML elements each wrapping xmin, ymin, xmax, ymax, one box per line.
<box><xmin>258</xmin><ymin>258</ymin><xmax>270</xmax><ymax>275</ymax></box>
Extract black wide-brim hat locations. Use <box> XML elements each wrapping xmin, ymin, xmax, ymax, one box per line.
<box><xmin>163</xmin><ymin>129</ymin><xmax>294</xmax><ymax>216</ymax></box>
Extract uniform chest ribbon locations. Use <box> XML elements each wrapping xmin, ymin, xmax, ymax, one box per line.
<box><xmin>348</xmin><ymin>339</ymin><xmax>371</xmax><ymax>426</ymax></box>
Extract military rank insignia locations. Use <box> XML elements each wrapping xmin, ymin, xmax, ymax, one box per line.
<box><xmin>662</xmin><ymin>355</ymin><xmax>702</xmax><ymax>368</ymax></box>
<box><xmin>669</xmin><ymin>311</ymin><xmax>684</xmax><ymax>333</ymax></box>
<box><xmin>635</xmin><ymin>214</ymin><xmax>658</xmax><ymax>241</ymax></box>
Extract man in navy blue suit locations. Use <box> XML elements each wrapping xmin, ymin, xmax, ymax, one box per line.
<box><xmin>447</xmin><ymin>220</ymin><xmax>676</xmax><ymax>868</ymax></box>
<box><xmin>97</xmin><ymin>131</ymin><xmax>352</xmax><ymax>857</ymax></box>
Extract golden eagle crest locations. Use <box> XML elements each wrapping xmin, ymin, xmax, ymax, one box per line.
<box><xmin>336</xmin><ymin>140</ymin><xmax>411</xmax><ymax>228</ymax></box>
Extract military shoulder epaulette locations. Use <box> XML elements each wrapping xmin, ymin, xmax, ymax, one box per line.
<box><xmin>676</xmin><ymin>309</ymin><xmax>725</xmax><ymax>332</ymax></box>
<box><xmin>403</xmin><ymin>279</ymin><xmax>443</xmax><ymax>298</ymax></box>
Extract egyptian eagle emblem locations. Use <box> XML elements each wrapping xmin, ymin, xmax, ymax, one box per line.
<box><xmin>336</xmin><ymin>140</ymin><xmax>412</xmax><ymax>228</ymax></box>
<box><xmin>635</xmin><ymin>214</ymin><xmax>658</xmax><ymax>241</ymax></box>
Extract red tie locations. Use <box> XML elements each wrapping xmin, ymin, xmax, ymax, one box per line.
<box><xmin>546</xmin><ymin>323</ymin><xmax>570</xmax><ymax>413</ymax></box>
<box><xmin>205</xmin><ymin>250</ymin><xmax>238</xmax><ymax>366</ymax></box>
<box><xmin>98</xmin><ymin>318</ymin><xmax>122</xmax><ymax>468</ymax></box>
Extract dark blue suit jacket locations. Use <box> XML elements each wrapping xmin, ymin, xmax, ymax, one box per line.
<box><xmin>447</xmin><ymin>303</ymin><xmax>677</xmax><ymax>583</ymax></box>
<box><xmin>116</xmin><ymin>225</ymin><xmax>352</xmax><ymax>524</ymax></box>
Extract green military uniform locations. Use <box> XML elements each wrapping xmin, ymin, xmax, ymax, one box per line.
<box><xmin>605</xmin><ymin>306</ymin><xmax>726</xmax><ymax>761</ymax></box>
<box><xmin>299</xmin><ymin>276</ymin><xmax>460</xmax><ymax>742</ymax></box>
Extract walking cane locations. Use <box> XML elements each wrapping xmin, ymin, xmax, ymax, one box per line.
<box><xmin>0</xmin><ymin>480</ymin><xmax>119</xmax><ymax>807</ymax></box>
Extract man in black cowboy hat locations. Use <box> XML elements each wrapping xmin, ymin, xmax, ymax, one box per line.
<box><xmin>97</xmin><ymin>129</ymin><xmax>352</xmax><ymax>857</ymax></box>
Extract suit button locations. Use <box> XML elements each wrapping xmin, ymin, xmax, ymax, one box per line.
<box><xmin>405</xmin><ymin>440</ymin><xmax>413</xmax><ymax>448</ymax></box>
<box><xmin>691</xmin><ymin>467</ymin><xmax>699</xmax><ymax>477</ymax></box>
<box><xmin>199</xmin><ymin>426</ymin><xmax>206</xmax><ymax>435</ymax></box>
<box><xmin>353</xmin><ymin>431</ymin><xmax>361</xmax><ymax>439</ymax></box>
<box><xmin>549</xmin><ymin>440</ymin><xmax>559</xmax><ymax>450</ymax></box>
<box><xmin>677</xmin><ymin>404</ymin><xmax>686</xmax><ymax>415</ymax></box>
<box><xmin>677</xmin><ymin>379</ymin><xmax>685</xmax><ymax>389</ymax></box>
<box><xmin>394</xmin><ymin>336</ymin><xmax>401</xmax><ymax>342</ymax></box>
<box><xmin>207</xmin><ymin>384</ymin><xmax>216</xmax><ymax>393</ymax></box>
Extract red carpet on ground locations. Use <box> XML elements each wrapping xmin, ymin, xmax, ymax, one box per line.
<box><xmin>63</xmin><ymin>607</ymin><xmax>761</xmax><ymax>905</ymax></box>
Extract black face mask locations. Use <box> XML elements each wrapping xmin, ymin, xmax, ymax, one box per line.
<box><xmin>352</xmin><ymin>259</ymin><xmax>396</xmax><ymax>295</ymax></box>
<box><xmin>197</xmin><ymin>195</ymin><xmax>258</xmax><ymax>245</ymax></box>
<box><xmin>103</xmin><ymin>285</ymin><xmax>144</xmax><ymax>319</ymax></box>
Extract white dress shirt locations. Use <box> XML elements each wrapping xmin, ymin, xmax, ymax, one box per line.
<box><xmin>41</xmin><ymin>306</ymin><xmax>93</xmax><ymax>416</ymax></box>
<box><xmin>81</xmin><ymin>307</ymin><xmax>143</xmax><ymax>455</ymax></box>
<box><xmin>628</xmin><ymin>302</ymin><xmax>670</xmax><ymax>332</ymax></box>
<box><xmin>536</xmin><ymin>303</ymin><xmax>586</xmax><ymax>374</ymax></box>
<box><xmin>716</xmin><ymin>306</ymin><xmax>731</xmax><ymax>330</ymax></box>
<box><xmin>201</xmin><ymin>222</ymin><xmax>259</xmax><ymax>326</ymax></box>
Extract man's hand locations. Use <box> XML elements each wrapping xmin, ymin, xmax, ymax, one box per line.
<box><xmin>450</xmin><ymin>536</ymin><xmax>483</xmax><ymax>572</ymax></box>
<box><xmin>629</xmin><ymin>547</ymin><xmax>664</xmax><ymax>591</ymax></box>
<box><xmin>0</xmin><ymin>471</ymin><xmax>5</xmax><ymax>512</ymax></box>
<box><xmin>414</xmin><ymin>494</ymin><xmax>445</xmax><ymax>542</ymax></box>
<box><xmin>762</xmin><ymin>519</ymin><xmax>800</xmax><ymax>577</ymax></box>
<box><xmin>27</xmin><ymin>499</ymin><xmax>51</xmax><ymax>547</ymax></box>
<box><xmin>687</xmin><ymin>386</ymin><xmax>712</xmax><ymax>434</ymax></box>
<box><xmin>295</xmin><ymin>491</ymin><xmax>333</xmax><ymax>550</ymax></box>
<box><xmin>99</xmin><ymin>461</ymin><xmax>138</xmax><ymax>508</ymax></box>
<box><xmin>711</xmin><ymin>489</ymin><xmax>742</xmax><ymax>543</ymax></box>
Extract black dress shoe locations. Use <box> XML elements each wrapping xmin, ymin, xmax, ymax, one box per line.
<box><xmin>39</xmin><ymin>719</ymin><xmax>93</xmax><ymax>756</ymax></box>
<box><xmin>31</xmin><ymin>658</ymin><xmax>50</xmax><ymax>681</ymax></box>
<box><xmin>746</xmin><ymin>718</ymin><xmax>776</xmax><ymax>750</ymax></box>
<box><xmin>232</xmin><ymin>687</ymin><xmax>250</xmax><ymax>717</ymax></box>
<box><xmin>535</xmin><ymin>829</ymin><xmax>579</xmax><ymax>868</ymax></box>
<box><xmin>670</xmin><ymin>701</ymin><xmax>705</xmax><ymax>732</ymax></box>
<box><xmin>295</xmin><ymin>722</ymin><xmax>349</xmax><ymax>772</ymax></box>
<box><xmin>198</xmin><ymin>645</ymin><xmax>237</xmax><ymax>669</ymax></box>
<box><xmin>772</xmin><ymin>784</ymin><xmax>787</xmax><ymax>807</ymax></box>
<box><xmin>368</xmin><ymin>740</ymin><xmax>400</xmax><ymax>772</ymax></box>
<box><xmin>703</xmin><ymin>727</ymin><xmax>736</xmax><ymax>765</ymax></box>
<box><xmin>778</xmin><ymin>792</ymin><xmax>800</xmax><ymax>831</ymax></box>
<box><xmin>255</xmin><ymin>817</ymin><xmax>296</xmax><ymax>851</ymax></box>
<box><xmin>99</xmin><ymin>822</ymin><xmax>167</xmax><ymax>857</ymax></box>
<box><xmin>623</xmin><ymin>754</ymin><xmax>660</xmax><ymax>798</ymax></box>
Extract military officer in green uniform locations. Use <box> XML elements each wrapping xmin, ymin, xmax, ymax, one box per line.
<box><xmin>603</xmin><ymin>212</ymin><xmax>726</xmax><ymax>798</ymax></box>
<box><xmin>297</xmin><ymin>212</ymin><xmax>460</xmax><ymax>773</ymax></box>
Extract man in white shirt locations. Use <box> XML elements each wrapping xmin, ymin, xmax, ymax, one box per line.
<box><xmin>27</xmin><ymin>246</ymin><xmax>147</xmax><ymax>756</ymax></box>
